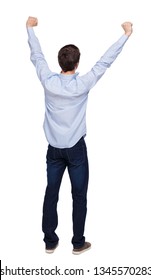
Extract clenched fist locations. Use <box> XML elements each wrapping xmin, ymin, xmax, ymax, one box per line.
<box><xmin>26</xmin><ymin>16</ymin><xmax>38</xmax><ymax>27</ymax></box>
<box><xmin>121</xmin><ymin>22</ymin><xmax>133</xmax><ymax>36</ymax></box>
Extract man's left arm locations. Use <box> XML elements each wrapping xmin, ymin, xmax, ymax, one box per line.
<box><xmin>26</xmin><ymin>16</ymin><xmax>53</xmax><ymax>85</ymax></box>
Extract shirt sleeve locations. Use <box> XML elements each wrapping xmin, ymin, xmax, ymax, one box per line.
<box><xmin>80</xmin><ymin>35</ymin><xmax>129</xmax><ymax>91</ymax></box>
<box><xmin>27</xmin><ymin>27</ymin><xmax>54</xmax><ymax>85</ymax></box>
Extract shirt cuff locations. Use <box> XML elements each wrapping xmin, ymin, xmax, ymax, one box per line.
<box><xmin>26</xmin><ymin>26</ymin><xmax>35</xmax><ymax>37</ymax></box>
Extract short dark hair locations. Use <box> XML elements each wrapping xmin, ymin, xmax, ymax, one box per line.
<box><xmin>58</xmin><ymin>44</ymin><xmax>80</xmax><ymax>72</ymax></box>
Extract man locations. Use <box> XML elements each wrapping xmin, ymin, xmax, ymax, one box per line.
<box><xmin>26</xmin><ymin>16</ymin><xmax>133</xmax><ymax>254</ymax></box>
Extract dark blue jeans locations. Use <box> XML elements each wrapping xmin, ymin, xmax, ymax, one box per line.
<box><xmin>42</xmin><ymin>137</ymin><xmax>89</xmax><ymax>249</ymax></box>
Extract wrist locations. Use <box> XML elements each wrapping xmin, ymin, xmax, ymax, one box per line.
<box><xmin>26</xmin><ymin>24</ymin><xmax>33</xmax><ymax>28</ymax></box>
<box><xmin>125</xmin><ymin>31</ymin><xmax>132</xmax><ymax>37</ymax></box>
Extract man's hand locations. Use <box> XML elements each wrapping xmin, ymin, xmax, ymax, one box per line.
<box><xmin>26</xmin><ymin>16</ymin><xmax>38</xmax><ymax>28</ymax></box>
<box><xmin>121</xmin><ymin>22</ymin><xmax>133</xmax><ymax>37</ymax></box>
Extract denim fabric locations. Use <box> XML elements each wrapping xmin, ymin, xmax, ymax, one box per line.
<box><xmin>42</xmin><ymin>137</ymin><xmax>89</xmax><ymax>249</ymax></box>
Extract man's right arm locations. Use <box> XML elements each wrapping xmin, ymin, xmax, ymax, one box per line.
<box><xmin>80</xmin><ymin>22</ymin><xmax>133</xmax><ymax>91</ymax></box>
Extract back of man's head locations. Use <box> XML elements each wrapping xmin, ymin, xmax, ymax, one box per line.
<box><xmin>58</xmin><ymin>44</ymin><xmax>80</xmax><ymax>72</ymax></box>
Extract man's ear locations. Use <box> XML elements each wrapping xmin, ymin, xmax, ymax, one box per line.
<box><xmin>75</xmin><ymin>63</ymin><xmax>79</xmax><ymax>69</ymax></box>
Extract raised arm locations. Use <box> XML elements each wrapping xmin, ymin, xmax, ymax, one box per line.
<box><xmin>81</xmin><ymin>22</ymin><xmax>133</xmax><ymax>90</ymax></box>
<box><xmin>26</xmin><ymin>16</ymin><xmax>54</xmax><ymax>85</ymax></box>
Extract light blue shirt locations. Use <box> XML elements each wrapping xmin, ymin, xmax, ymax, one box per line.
<box><xmin>27</xmin><ymin>27</ymin><xmax>129</xmax><ymax>148</ymax></box>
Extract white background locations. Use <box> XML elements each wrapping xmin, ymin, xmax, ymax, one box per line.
<box><xmin>0</xmin><ymin>0</ymin><xmax>151</xmax><ymax>279</ymax></box>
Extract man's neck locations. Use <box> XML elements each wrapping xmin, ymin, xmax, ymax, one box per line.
<box><xmin>61</xmin><ymin>70</ymin><xmax>76</xmax><ymax>75</ymax></box>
